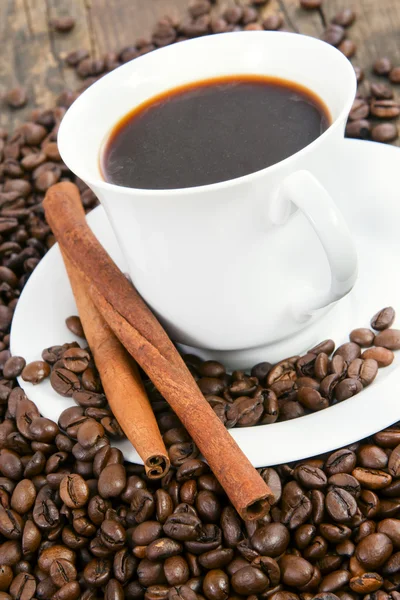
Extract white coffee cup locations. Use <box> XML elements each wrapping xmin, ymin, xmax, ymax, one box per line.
<box><xmin>58</xmin><ymin>31</ymin><xmax>358</xmax><ymax>359</ymax></box>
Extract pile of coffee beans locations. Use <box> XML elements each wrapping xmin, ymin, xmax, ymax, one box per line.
<box><xmin>19</xmin><ymin>306</ymin><xmax>398</xmax><ymax>433</ymax></box>
<box><xmin>1</xmin><ymin>350</ymin><xmax>400</xmax><ymax>599</ymax></box>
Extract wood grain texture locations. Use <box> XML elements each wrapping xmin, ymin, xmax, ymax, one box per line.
<box><xmin>1</xmin><ymin>0</ymin><xmax>400</xmax><ymax>135</ymax></box>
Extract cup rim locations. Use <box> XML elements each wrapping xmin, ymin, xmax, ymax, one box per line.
<box><xmin>58</xmin><ymin>30</ymin><xmax>357</xmax><ymax>197</ymax></box>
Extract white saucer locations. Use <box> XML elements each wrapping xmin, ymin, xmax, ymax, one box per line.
<box><xmin>10</xmin><ymin>139</ymin><xmax>400</xmax><ymax>467</ymax></box>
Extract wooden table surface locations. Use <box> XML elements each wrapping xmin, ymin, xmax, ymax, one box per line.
<box><xmin>1</xmin><ymin>0</ymin><xmax>400</xmax><ymax>135</ymax></box>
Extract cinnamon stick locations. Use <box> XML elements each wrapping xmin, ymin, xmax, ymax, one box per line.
<box><xmin>61</xmin><ymin>252</ymin><xmax>170</xmax><ymax>479</ymax></box>
<box><xmin>44</xmin><ymin>182</ymin><xmax>274</xmax><ymax>520</ymax></box>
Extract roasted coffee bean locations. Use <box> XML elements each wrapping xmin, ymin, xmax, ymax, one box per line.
<box><xmin>333</xmin><ymin>8</ymin><xmax>356</xmax><ymax>27</ymax></box>
<box><xmin>5</xmin><ymin>87</ymin><xmax>28</xmax><ymax>108</ymax></box>
<box><xmin>49</xmin><ymin>558</ymin><xmax>77</xmax><ymax>588</ymax></box>
<box><xmin>350</xmin><ymin>572</ymin><xmax>383</xmax><ymax>593</ymax></box>
<box><xmin>326</xmin><ymin>488</ymin><xmax>357</xmax><ymax>522</ymax></box>
<box><xmin>50</xmin><ymin>369</ymin><xmax>81</xmax><ymax>397</ymax></box>
<box><xmin>321</xmin><ymin>24</ymin><xmax>345</xmax><ymax>46</ymax></box>
<box><xmin>371</xmin><ymin>82</ymin><xmax>394</xmax><ymax>100</ymax></box>
<box><xmin>328</xmin><ymin>473</ymin><xmax>360</xmax><ymax>497</ymax></box>
<box><xmin>372</xmin><ymin>123</ymin><xmax>398</xmax><ymax>143</ymax></box>
<box><xmin>355</xmin><ymin>533</ymin><xmax>393</xmax><ymax>569</ymax></box>
<box><xmin>335</xmin><ymin>378</ymin><xmax>363</xmax><ymax>402</ymax></box>
<box><xmin>300</xmin><ymin>0</ymin><xmax>322</xmax><ymax>8</ymax></box>
<box><xmin>280</xmin><ymin>554</ymin><xmax>313</xmax><ymax>587</ymax></box>
<box><xmin>281</xmin><ymin>481</ymin><xmax>312</xmax><ymax>529</ymax></box>
<box><xmin>50</xmin><ymin>16</ymin><xmax>76</xmax><ymax>32</ymax></box>
<box><xmin>62</xmin><ymin>348</ymin><xmax>90</xmax><ymax>373</ymax></box>
<box><xmin>374</xmin><ymin>329</ymin><xmax>400</xmax><ymax>351</ymax></box>
<box><xmin>21</xmin><ymin>361</ymin><xmax>50</xmax><ymax>385</ymax></box>
<box><xmin>10</xmin><ymin>479</ymin><xmax>36</xmax><ymax>514</ymax></box>
<box><xmin>389</xmin><ymin>67</ymin><xmax>400</xmax><ymax>84</ymax></box>
<box><xmin>3</xmin><ymin>357</ymin><xmax>25</xmax><ymax>380</ymax></box>
<box><xmin>65</xmin><ymin>316</ymin><xmax>85</xmax><ymax>338</ymax></box>
<box><xmin>60</xmin><ymin>474</ymin><xmax>89</xmax><ymax>508</ymax></box>
<box><xmin>263</xmin><ymin>14</ymin><xmax>284</xmax><ymax>30</ymax></box>
<box><xmin>374</xmin><ymin>57</ymin><xmax>392</xmax><ymax>75</ymax></box>
<box><xmin>100</xmin><ymin>518</ymin><xmax>126</xmax><ymax>550</ymax></box>
<box><xmin>294</xmin><ymin>465</ymin><xmax>327</xmax><ymax>489</ymax></box>
<box><xmin>231</xmin><ymin>565</ymin><xmax>269</xmax><ymax>594</ymax></box>
<box><xmin>22</xmin><ymin>519</ymin><xmax>41</xmax><ymax>554</ymax></box>
<box><xmin>388</xmin><ymin>443</ymin><xmax>400</xmax><ymax>477</ymax></box>
<box><xmin>97</xmin><ymin>464</ymin><xmax>126</xmax><ymax>499</ymax></box>
<box><xmin>352</xmin><ymin>467</ymin><xmax>392</xmax><ymax>489</ymax></box>
<box><xmin>350</xmin><ymin>328</ymin><xmax>375</xmax><ymax>347</ymax></box>
<box><xmin>251</xmin><ymin>522</ymin><xmax>289</xmax><ymax>556</ymax></box>
<box><xmin>349</xmin><ymin>99</ymin><xmax>369</xmax><ymax>121</ymax></box>
<box><xmin>334</xmin><ymin>343</ymin><xmax>361</xmax><ymax>363</ymax></box>
<box><xmin>325</xmin><ymin>449</ymin><xmax>357</xmax><ymax>475</ymax></box>
<box><xmin>146</xmin><ymin>538</ymin><xmax>182</xmax><ymax>561</ymax></box>
<box><xmin>371</xmin><ymin>307</ymin><xmax>395</xmax><ymax>331</ymax></box>
<box><xmin>358</xmin><ymin>445</ymin><xmax>388</xmax><ymax>469</ymax></box>
<box><xmin>371</xmin><ymin>99</ymin><xmax>400</xmax><ymax>119</ymax></box>
<box><xmin>362</xmin><ymin>347</ymin><xmax>394</xmax><ymax>367</ymax></box>
<box><xmin>346</xmin><ymin>119</ymin><xmax>371</xmax><ymax>139</ymax></box>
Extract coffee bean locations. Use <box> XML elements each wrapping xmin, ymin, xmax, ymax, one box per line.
<box><xmin>5</xmin><ymin>88</ymin><xmax>28</xmax><ymax>109</ymax></box>
<box><xmin>362</xmin><ymin>347</ymin><xmax>394</xmax><ymax>367</ymax></box>
<box><xmin>50</xmin><ymin>17</ymin><xmax>76</xmax><ymax>32</ymax></box>
<box><xmin>389</xmin><ymin>67</ymin><xmax>400</xmax><ymax>83</ymax></box>
<box><xmin>60</xmin><ymin>474</ymin><xmax>89</xmax><ymax>508</ymax></box>
<box><xmin>335</xmin><ymin>378</ymin><xmax>363</xmax><ymax>402</ymax></box>
<box><xmin>333</xmin><ymin>8</ymin><xmax>356</xmax><ymax>27</ymax></box>
<box><xmin>62</xmin><ymin>348</ymin><xmax>90</xmax><ymax>373</ymax></box>
<box><xmin>326</xmin><ymin>489</ymin><xmax>357</xmax><ymax>522</ymax></box>
<box><xmin>300</xmin><ymin>0</ymin><xmax>322</xmax><ymax>9</ymax></box>
<box><xmin>10</xmin><ymin>479</ymin><xmax>36</xmax><ymax>514</ymax></box>
<box><xmin>251</xmin><ymin>522</ymin><xmax>289</xmax><ymax>556</ymax></box>
<box><xmin>321</xmin><ymin>25</ymin><xmax>345</xmax><ymax>47</ymax></box>
<box><xmin>3</xmin><ymin>357</ymin><xmax>26</xmax><ymax>380</ymax></box>
<box><xmin>309</xmin><ymin>340</ymin><xmax>335</xmax><ymax>356</ymax></box>
<box><xmin>374</xmin><ymin>57</ymin><xmax>392</xmax><ymax>75</ymax></box>
<box><xmin>231</xmin><ymin>565</ymin><xmax>269</xmax><ymax>594</ymax></box>
<box><xmin>280</xmin><ymin>554</ymin><xmax>313</xmax><ymax>587</ymax></box>
<box><xmin>374</xmin><ymin>329</ymin><xmax>400</xmax><ymax>350</ymax></box>
<box><xmin>356</xmin><ymin>532</ymin><xmax>393</xmax><ymax>569</ymax></box>
<box><xmin>9</xmin><ymin>572</ymin><xmax>36</xmax><ymax>599</ymax></box>
<box><xmin>263</xmin><ymin>14</ymin><xmax>284</xmax><ymax>30</ymax></box>
<box><xmin>358</xmin><ymin>445</ymin><xmax>388</xmax><ymax>469</ymax></box>
<box><xmin>320</xmin><ymin>374</ymin><xmax>340</xmax><ymax>401</ymax></box>
<box><xmin>329</xmin><ymin>355</ymin><xmax>347</xmax><ymax>378</ymax></box>
<box><xmin>50</xmin><ymin>368</ymin><xmax>81</xmax><ymax>396</ymax></box>
<box><xmin>145</xmin><ymin>537</ymin><xmax>182</xmax><ymax>561</ymax></box>
<box><xmin>372</xmin><ymin>123</ymin><xmax>398</xmax><ymax>143</ymax></box>
<box><xmin>98</xmin><ymin>464</ymin><xmax>126</xmax><ymax>498</ymax></box>
<box><xmin>350</xmin><ymin>328</ymin><xmax>375</xmax><ymax>347</ymax></box>
<box><xmin>21</xmin><ymin>361</ymin><xmax>50</xmax><ymax>384</ymax></box>
<box><xmin>339</xmin><ymin>39</ymin><xmax>356</xmax><ymax>58</ymax></box>
<box><xmin>334</xmin><ymin>343</ymin><xmax>361</xmax><ymax>363</ymax></box>
<box><xmin>350</xmin><ymin>572</ymin><xmax>383</xmax><ymax>593</ymax></box>
<box><xmin>352</xmin><ymin>467</ymin><xmax>392</xmax><ymax>489</ymax></box>
<box><xmin>346</xmin><ymin>119</ymin><xmax>371</xmax><ymax>139</ymax></box>
<box><xmin>371</xmin><ymin>307</ymin><xmax>395</xmax><ymax>331</ymax></box>
<box><xmin>370</xmin><ymin>99</ymin><xmax>400</xmax><ymax>118</ymax></box>
<box><xmin>49</xmin><ymin>558</ymin><xmax>77</xmax><ymax>588</ymax></box>
<box><xmin>371</xmin><ymin>83</ymin><xmax>394</xmax><ymax>100</ymax></box>
<box><xmin>281</xmin><ymin>481</ymin><xmax>312</xmax><ymax>529</ymax></box>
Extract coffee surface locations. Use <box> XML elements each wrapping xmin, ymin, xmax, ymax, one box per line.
<box><xmin>101</xmin><ymin>75</ymin><xmax>330</xmax><ymax>189</ymax></box>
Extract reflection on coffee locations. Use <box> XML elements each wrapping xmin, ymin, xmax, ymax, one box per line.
<box><xmin>101</xmin><ymin>74</ymin><xmax>331</xmax><ymax>190</ymax></box>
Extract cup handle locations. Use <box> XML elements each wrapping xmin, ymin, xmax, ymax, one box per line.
<box><xmin>271</xmin><ymin>169</ymin><xmax>358</xmax><ymax>321</ymax></box>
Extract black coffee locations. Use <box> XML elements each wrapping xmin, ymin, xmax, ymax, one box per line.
<box><xmin>101</xmin><ymin>75</ymin><xmax>331</xmax><ymax>190</ymax></box>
